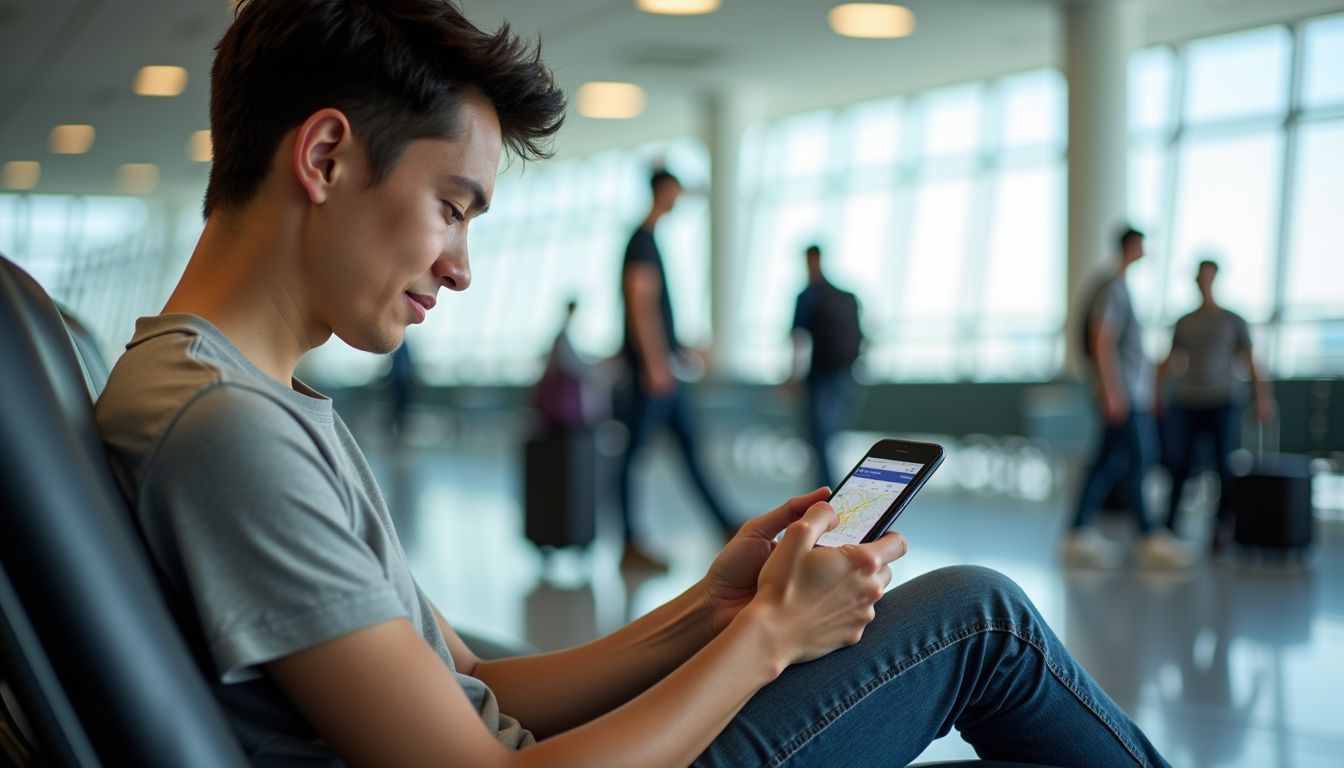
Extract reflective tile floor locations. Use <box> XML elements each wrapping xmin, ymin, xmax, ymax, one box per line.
<box><xmin>357</xmin><ymin>415</ymin><xmax>1344</xmax><ymax>768</ymax></box>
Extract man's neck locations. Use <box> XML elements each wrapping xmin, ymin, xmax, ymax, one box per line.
<box><xmin>162</xmin><ymin>209</ymin><xmax>326</xmax><ymax>389</ymax></box>
<box><xmin>642</xmin><ymin>210</ymin><xmax>664</xmax><ymax>231</ymax></box>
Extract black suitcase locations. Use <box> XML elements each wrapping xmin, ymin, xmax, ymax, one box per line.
<box><xmin>1230</xmin><ymin>453</ymin><xmax>1314</xmax><ymax>555</ymax></box>
<box><xmin>523</xmin><ymin>429</ymin><xmax>597</xmax><ymax>549</ymax></box>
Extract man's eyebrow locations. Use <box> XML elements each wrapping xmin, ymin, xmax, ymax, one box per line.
<box><xmin>445</xmin><ymin>175</ymin><xmax>490</xmax><ymax>216</ymax></box>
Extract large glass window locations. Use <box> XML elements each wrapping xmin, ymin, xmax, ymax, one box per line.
<box><xmin>1128</xmin><ymin>15</ymin><xmax>1344</xmax><ymax>378</ymax></box>
<box><xmin>1280</xmin><ymin>119</ymin><xmax>1344</xmax><ymax>376</ymax></box>
<box><xmin>1129</xmin><ymin>47</ymin><xmax>1177</xmax><ymax>136</ymax></box>
<box><xmin>0</xmin><ymin>193</ymin><xmax>161</xmax><ymax>358</ymax></box>
<box><xmin>736</xmin><ymin>69</ymin><xmax>1065</xmax><ymax>383</ymax></box>
<box><xmin>1183</xmin><ymin>26</ymin><xmax>1292</xmax><ymax>124</ymax></box>
<box><xmin>1284</xmin><ymin>120</ymin><xmax>1344</xmax><ymax>317</ymax></box>
<box><xmin>1168</xmin><ymin>132</ymin><xmax>1282</xmax><ymax>323</ymax></box>
<box><xmin>1301</xmin><ymin>14</ymin><xmax>1344</xmax><ymax>110</ymax></box>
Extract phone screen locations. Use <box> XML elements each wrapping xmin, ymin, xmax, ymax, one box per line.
<box><xmin>816</xmin><ymin>456</ymin><xmax>925</xmax><ymax>547</ymax></box>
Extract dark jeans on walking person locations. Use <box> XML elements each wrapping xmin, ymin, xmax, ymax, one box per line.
<box><xmin>619</xmin><ymin>381</ymin><xmax>735</xmax><ymax>543</ymax></box>
<box><xmin>805</xmin><ymin>367</ymin><xmax>860</xmax><ymax>490</ymax></box>
<box><xmin>1164</xmin><ymin>401</ymin><xmax>1239</xmax><ymax>536</ymax></box>
<box><xmin>696</xmin><ymin>565</ymin><xmax>1171</xmax><ymax>767</ymax></box>
<box><xmin>1072</xmin><ymin>408</ymin><xmax>1157</xmax><ymax>532</ymax></box>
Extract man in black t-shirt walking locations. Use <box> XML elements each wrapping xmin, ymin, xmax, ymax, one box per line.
<box><xmin>789</xmin><ymin>244</ymin><xmax>863</xmax><ymax>490</ymax></box>
<box><xmin>619</xmin><ymin>169</ymin><xmax>736</xmax><ymax>571</ymax></box>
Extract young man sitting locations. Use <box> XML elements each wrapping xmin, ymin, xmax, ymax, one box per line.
<box><xmin>95</xmin><ymin>1</ymin><xmax>1170</xmax><ymax>765</ymax></box>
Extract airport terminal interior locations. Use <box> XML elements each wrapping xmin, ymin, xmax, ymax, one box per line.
<box><xmin>3</xmin><ymin>0</ymin><xmax>1344</xmax><ymax>766</ymax></box>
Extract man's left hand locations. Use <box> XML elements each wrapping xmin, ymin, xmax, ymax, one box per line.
<box><xmin>700</xmin><ymin>487</ymin><xmax>831</xmax><ymax>636</ymax></box>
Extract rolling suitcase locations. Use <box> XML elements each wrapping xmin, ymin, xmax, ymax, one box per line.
<box><xmin>1230</xmin><ymin>418</ymin><xmax>1315</xmax><ymax>559</ymax></box>
<box><xmin>523</xmin><ymin>428</ymin><xmax>597</xmax><ymax>550</ymax></box>
<box><xmin>1230</xmin><ymin>454</ymin><xmax>1314</xmax><ymax>555</ymax></box>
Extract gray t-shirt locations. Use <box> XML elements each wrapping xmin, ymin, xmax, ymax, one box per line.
<box><xmin>1170</xmin><ymin>307</ymin><xmax>1252</xmax><ymax>407</ymax></box>
<box><xmin>96</xmin><ymin>314</ymin><xmax>532</xmax><ymax>765</ymax></box>
<box><xmin>1090</xmin><ymin>274</ymin><xmax>1153</xmax><ymax>411</ymax></box>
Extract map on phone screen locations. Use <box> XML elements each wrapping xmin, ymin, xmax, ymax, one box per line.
<box><xmin>817</xmin><ymin>457</ymin><xmax>924</xmax><ymax>546</ymax></box>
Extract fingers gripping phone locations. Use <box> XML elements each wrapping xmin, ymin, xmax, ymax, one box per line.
<box><xmin>815</xmin><ymin>439</ymin><xmax>945</xmax><ymax>547</ymax></box>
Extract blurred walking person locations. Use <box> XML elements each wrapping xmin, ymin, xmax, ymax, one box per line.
<box><xmin>532</xmin><ymin>300</ymin><xmax>606</xmax><ymax>435</ymax></box>
<box><xmin>618</xmin><ymin>169</ymin><xmax>736</xmax><ymax>571</ymax></box>
<box><xmin>788</xmin><ymin>244</ymin><xmax>863</xmax><ymax>490</ymax></box>
<box><xmin>1064</xmin><ymin>227</ymin><xmax>1192</xmax><ymax>570</ymax></box>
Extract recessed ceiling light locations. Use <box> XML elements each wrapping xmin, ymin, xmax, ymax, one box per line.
<box><xmin>49</xmin><ymin>124</ymin><xmax>95</xmax><ymax>154</ymax></box>
<box><xmin>3</xmin><ymin>161</ymin><xmax>41</xmax><ymax>190</ymax></box>
<box><xmin>189</xmin><ymin>130</ymin><xmax>212</xmax><ymax>162</ymax></box>
<box><xmin>577</xmin><ymin>82</ymin><xmax>647</xmax><ymax>119</ymax></box>
<box><xmin>636</xmin><ymin>0</ymin><xmax>720</xmax><ymax>15</ymax></box>
<box><xmin>118</xmin><ymin>163</ymin><xmax>159</xmax><ymax>195</ymax></box>
<box><xmin>134</xmin><ymin>65</ymin><xmax>189</xmax><ymax>97</ymax></box>
<box><xmin>828</xmin><ymin>3</ymin><xmax>916</xmax><ymax>39</ymax></box>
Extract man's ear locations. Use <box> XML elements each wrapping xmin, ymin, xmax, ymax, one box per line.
<box><xmin>293</xmin><ymin>108</ymin><xmax>356</xmax><ymax>205</ymax></box>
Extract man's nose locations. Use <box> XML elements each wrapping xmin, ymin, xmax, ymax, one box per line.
<box><xmin>436</xmin><ymin>248</ymin><xmax>471</xmax><ymax>292</ymax></box>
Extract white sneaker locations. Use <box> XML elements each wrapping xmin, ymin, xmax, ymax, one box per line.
<box><xmin>1137</xmin><ymin>530</ymin><xmax>1194</xmax><ymax>570</ymax></box>
<box><xmin>1062</xmin><ymin>528</ymin><xmax>1123</xmax><ymax>569</ymax></box>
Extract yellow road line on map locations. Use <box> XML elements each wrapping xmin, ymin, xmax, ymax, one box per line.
<box><xmin>837</xmin><ymin>495</ymin><xmax>884</xmax><ymax>525</ymax></box>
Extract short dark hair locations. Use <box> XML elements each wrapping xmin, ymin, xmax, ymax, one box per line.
<box><xmin>1197</xmin><ymin>259</ymin><xmax>1220</xmax><ymax>274</ymax></box>
<box><xmin>205</xmin><ymin>0</ymin><xmax>566</xmax><ymax>216</ymax></box>
<box><xmin>650</xmin><ymin>169</ymin><xmax>680</xmax><ymax>193</ymax></box>
<box><xmin>1117</xmin><ymin>226</ymin><xmax>1145</xmax><ymax>252</ymax></box>
<box><xmin>804</xmin><ymin>244</ymin><xmax>822</xmax><ymax>260</ymax></box>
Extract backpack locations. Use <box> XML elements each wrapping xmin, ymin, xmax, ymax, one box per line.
<box><xmin>1077</xmin><ymin>277</ymin><xmax>1109</xmax><ymax>362</ymax></box>
<box><xmin>810</xmin><ymin>283</ymin><xmax>863</xmax><ymax>370</ymax></box>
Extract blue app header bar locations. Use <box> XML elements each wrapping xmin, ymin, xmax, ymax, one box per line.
<box><xmin>854</xmin><ymin>467</ymin><xmax>917</xmax><ymax>484</ymax></box>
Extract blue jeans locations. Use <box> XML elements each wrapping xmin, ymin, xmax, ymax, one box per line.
<box><xmin>805</xmin><ymin>368</ymin><xmax>860</xmax><ymax>490</ymax></box>
<box><xmin>696</xmin><ymin>566</ymin><xmax>1169</xmax><ymax>767</ymax></box>
<box><xmin>619</xmin><ymin>381</ymin><xmax>734</xmax><ymax>542</ymax></box>
<box><xmin>1163</xmin><ymin>402</ymin><xmax>1239</xmax><ymax>535</ymax></box>
<box><xmin>1071</xmin><ymin>408</ymin><xmax>1156</xmax><ymax>533</ymax></box>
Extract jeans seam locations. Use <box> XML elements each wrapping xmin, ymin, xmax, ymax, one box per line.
<box><xmin>768</xmin><ymin>620</ymin><xmax>1154</xmax><ymax>768</ymax></box>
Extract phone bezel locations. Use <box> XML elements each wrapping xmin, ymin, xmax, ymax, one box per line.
<box><xmin>819</xmin><ymin>438</ymin><xmax>945</xmax><ymax>546</ymax></box>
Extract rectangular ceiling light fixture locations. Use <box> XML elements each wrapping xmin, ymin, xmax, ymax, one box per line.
<box><xmin>118</xmin><ymin>163</ymin><xmax>159</xmax><ymax>194</ymax></box>
<box><xmin>49</xmin><ymin>124</ymin><xmax>96</xmax><ymax>154</ymax></box>
<box><xmin>134</xmin><ymin>65</ymin><xmax>189</xmax><ymax>97</ymax></box>
<box><xmin>3</xmin><ymin>161</ymin><xmax>41</xmax><ymax>190</ymax></box>
<box><xmin>577</xmin><ymin>82</ymin><xmax>647</xmax><ymax>119</ymax></box>
<box><xmin>189</xmin><ymin>130</ymin><xmax>212</xmax><ymax>162</ymax></box>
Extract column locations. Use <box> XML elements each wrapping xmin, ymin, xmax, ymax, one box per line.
<box><xmin>702</xmin><ymin>89</ymin><xmax>756</xmax><ymax>379</ymax></box>
<box><xmin>1063</xmin><ymin>0</ymin><xmax>1141</xmax><ymax>374</ymax></box>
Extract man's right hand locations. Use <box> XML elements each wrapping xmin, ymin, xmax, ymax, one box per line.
<box><xmin>642</xmin><ymin>362</ymin><xmax>677</xmax><ymax>396</ymax></box>
<box><xmin>1102</xmin><ymin>387</ymin><xmax>1129</xmax><ymax>425</ymax></box>
<box><xmin>744</xmin><ymin>502</ymin><xmax>907</xmax><ymax>666</ymax></box>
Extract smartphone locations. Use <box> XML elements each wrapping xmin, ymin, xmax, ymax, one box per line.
<box><xmin>815</xmin><ymin>439</ymin><xmax>945</xmax><ymax>547</ymax></box>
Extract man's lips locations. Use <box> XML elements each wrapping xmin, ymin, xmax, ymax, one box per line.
<box><xmin>405</xmin><ymin>292</ymin><xmax>435</xmax><ymax>323</ymax></box>
<box><xmin>406</xmin><ymin>292</ymin><xmax>436</xmax><ymax>311</ymax></box>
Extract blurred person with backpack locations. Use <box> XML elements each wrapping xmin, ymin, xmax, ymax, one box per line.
<box><xmin>1065</xmin><ymin>227</ymin><xmax>1192</xmax><ymax>570</ymax></box>
<box><xmin>789</xmin><ymin>244</ymin><xmax>864</xmax><ymax>490</ymax></box>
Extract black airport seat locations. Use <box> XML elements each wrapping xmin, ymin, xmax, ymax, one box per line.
<box><xmin>0</xmin><ymin>253</ymin><xmax>247</xmax><ymax>767</ymax></box>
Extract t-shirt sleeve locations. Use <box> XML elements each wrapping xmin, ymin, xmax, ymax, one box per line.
<box><xmin>1170</xmin><ymin>316</ymin><xmax>1188</xmax><ymax>352</ymax></box>
<box><xmin>792</xmin><ymin>290</ymin><xmax>812</xmax><ymax>333</ymax></box>
<box><xmin>140</xmin><ymin>385</ymin><xmax>409</xmax><ymax>684</ymax></box>
<box><xmin>1233</xmin><ymin>313</ymin><xmax>1252</xmax><ymax>352</ymax></box>
<box><xmin>1092</xmin><ymin>280</ymin><xmax>1126</xmax><ymax>333</ymax></box>
<box><xmin>623</xmin><ymin>230</ymin><xmax>658</xmax><ymax>269</ymax></box>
